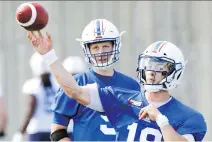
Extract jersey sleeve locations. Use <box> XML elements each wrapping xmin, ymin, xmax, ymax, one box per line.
<box><xmin>52</xmin><ymin>111</ymin><xmax>71</xmax><ymax>127</ymax></box>
<box><xmin>98</xmin><ymin>86</ymin><xmax>123</xmax><ymax>127</ymax></box>
<box><xmin>100</xmin><ymin>86</ymin><xmax>147</xmax><ymax>115</ymax></box>
<box><xmin>85</xmin><ymin>83</ymin><xmax>104</xmax><ymax>112</ymax></box>
<box><xmin>133</xmin><ymin>81</ymin><xmax>141</xmax><ymax>92</ymax></box>
<box><xmin>98</xmin><ymin>86</ymin><xmax>148</xmax><ymax>128</ymax></box>
<box><xmin>176</xmin><ymin>113</ymin><xmax>207</xmax><ymax>141</ymax></box>
<box><xmin>50</xmin><ymin>87</ymin><xmax>80</xmax><ymax>118</ymax></box>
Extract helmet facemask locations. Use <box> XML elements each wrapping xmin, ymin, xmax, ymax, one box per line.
<box><xmin>137</xmin><ymin>54</ymin><xmax>184</xmax><ymax>92</ymax></box>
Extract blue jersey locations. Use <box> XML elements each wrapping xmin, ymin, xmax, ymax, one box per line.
<box><xmin>99</xmin><ymin>86</ymin><xmax>207</xmax><ymax>141</ymax></box>
<box><xmin>51</xmin><ymin>69</ymin><xmax>140</xmax><ymax>141</ymax></box>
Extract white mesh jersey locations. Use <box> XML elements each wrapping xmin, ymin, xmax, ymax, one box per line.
<box><xmin>22</xmin><ymin>74</ymin><xmax>60</xmax><ymax>134</ymax></box>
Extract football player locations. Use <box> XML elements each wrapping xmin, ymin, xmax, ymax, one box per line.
<box><xmin>96</xmin><ymin>41</ymin><xmax>207</xmax><ymax>141</ymax></box>
<box><xmin>27</xmin><ymin>27</ymin><xmax>207</xmax><ymax>141</ymax></box>
<box><xmin>50</xmin><ymin>19</ymin><xmax>141</xmax><ymax>141</ymax></box>
<box><xmin>12</xmin><ymin>53</ymin><xmax>59</xmax><ymax>141</ymax></box>
<box><xmin>0</xmin><ymin>86</ymin><xmax>7</xmax><ymax>138</ymax></box>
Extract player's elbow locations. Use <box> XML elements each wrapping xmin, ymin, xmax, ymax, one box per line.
<box><xmin>51</xmin><ymin>123</ymin><xmax>66</xmax><ymax>134</ymax></box>
<box><xmin>61</xmin><ymin>85</ymin><xmax>90</xmax><ymax>105</ymax></box>
<box><xmin>51</xmin><ymin>123</ymin><xmax>71</xmax><ymax>141</ymax></box>
<box><xmin>63</xmin><ymin>86</ymin><xmax>81</xmax><ymax>99</ymax></box>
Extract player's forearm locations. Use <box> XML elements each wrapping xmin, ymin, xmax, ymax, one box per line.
<box><xmin>50</xmin><ymin>59</ymin><xmax>79</xmax><ymax>92</ymax></box>
<box><xmin>19</xmin><ymin>118</ymin><xmax>31</xmax><ymax>134</ymax></box>
<box><xmin>0</xmin><ymin>112</ymin><xmax>7</xmax><ymax>133</ymax></box>
<box><xmin>0</xmin><ymin>113</ymin><xmax>6</xmax><ymax>132</ymax></box>
<box><xmin>48</xmin><ymin>56</ymin><xmax>90</xmax><ymax>105</ymax></box>
<box><xmin>19</xmin><ymin>111</ymin><xmax>34</xmax><ymax>134</ymax></box>
<box><xmin>160</xmin><ymin>125</ymin><xmax>188</xmax><ymax>141</ymax></box>
<box><xmin>19</xmin><ymin>102</ymin><xmax>35</xmax><ymax>133</ymax></box>
<box><xmin>18</xmin><ymin>95</ymin><xmax>36</xmax><ymax>134</ymax></box>
<box><xmin>59</xmin><ymin>137</ymin><xmax>71</xmax><ymax>142</ymax></box>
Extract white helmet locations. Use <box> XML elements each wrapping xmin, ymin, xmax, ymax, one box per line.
<box><xmin>30</xmin><ymin>52</ymin><xmax>50</xmax><ymax>76</ymax></box>
<box><xmin>62</xmin><ymin>56</ymin><xmax>87</xmax><ymax>75</ymax></box>
<box><xmin>76</xmin><ymin>19</ymin><xmax>125</xmax><ymax>69</ymax></box>
<box><xmin>137</xmin><ymin>41</ymin><xmax>186</xmax><ymax>92</ymax></box>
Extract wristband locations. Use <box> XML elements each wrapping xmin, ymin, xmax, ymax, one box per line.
<box><xmin>156</xmin><ymin>114</ymin><xmax>169</xmax><ymax>128</ymax></box>
<box><xmin>42</xmin><ymin>49</ymin><xmax>58</xmax><ymax>66</ymax></box>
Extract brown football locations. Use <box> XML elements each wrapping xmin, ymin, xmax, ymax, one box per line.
<box><xmin>16</xmin><ymin>2</ymin><xmax>49</xmax><ymax>31</ymax></box>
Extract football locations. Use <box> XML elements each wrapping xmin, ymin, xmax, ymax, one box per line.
<box><xmin>16</xmin><ymin>2</ymin><xmax>49</xmax><ymax>31</ymax></box>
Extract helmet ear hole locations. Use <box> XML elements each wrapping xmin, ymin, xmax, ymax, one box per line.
<box><xmin>164</xmin><ymin>53</ymin><xmax>167</xmax><ymax>56</ymax></box>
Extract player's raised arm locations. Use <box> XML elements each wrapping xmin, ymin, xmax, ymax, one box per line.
<box><xmin>27</xmin><ymin>31</ymin><xmax>103</xmax><ymax>111</ymax></box>
<box><xmin>28</xmin><ymin>31</ymin><xmax>88</xmax><ymax>105</ymax></box>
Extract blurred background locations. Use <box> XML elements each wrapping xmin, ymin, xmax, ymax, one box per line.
<box><xmin>0</xmin><ymin>1</ymin><xmax>211</xmax><ymax>141</ymax></box>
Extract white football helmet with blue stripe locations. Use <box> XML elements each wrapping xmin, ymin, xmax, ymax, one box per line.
<box><xmin>137</xmin><ymin>41</ymin><xmax>187</xmax><ymax>92</ymax></box>
<box><xmin>76</xmin><ymin>19</ymin><xmax>125</xmax><ymax>69</ymax></box>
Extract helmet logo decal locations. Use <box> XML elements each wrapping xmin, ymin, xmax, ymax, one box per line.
<box><xmin>95</xmin><ymin>20</ymin><xmax>104</xmax><ymax>38</ymax></box>
<box><xmin>96</xmin><ymin>20</ymin><xmax>101</xmax><ymax>36</ymax></box>
<box><xmin>101</xmin><ymin>20</ymin><xmax>104</xmax><ymax>35</ymax></box>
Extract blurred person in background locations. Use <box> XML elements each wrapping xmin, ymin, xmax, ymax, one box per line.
<box><xmin>12</xmin><ymin>52</ymin><xmax>59</xmax><ymax>141</ymax></box>
<box><xmin>0</xmin><ymin>86</ymin><xmax>7</xmax><ymax>139</ymax></box>
<box><xmin>49</xmin><ymin>19</ymin><xmax>141</xmax><ymax>141</ymax></box>
<box><xmin>62</xmin><ymin>56</ymin><xmax>87</xmax><ymax>75</ymax></box>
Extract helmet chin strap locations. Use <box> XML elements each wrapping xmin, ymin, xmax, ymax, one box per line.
<box><xmin>93</xmin><ymin>65</ymin><xmax>112</xmax><ymax>70</ymax></box>
<box><xmin>143</xmin><ymin>69</ymin><xmax>169</xmax><ymax>93</ymax></box>
<box><xmin>144</xmin><ymin>84</ymin><xmax>167</xmax><ymax>93</ymax></box>
<box><xmin>92</xmin><ymin>61</ymin><xmax>116</xmax><ymax>70</ymax></box>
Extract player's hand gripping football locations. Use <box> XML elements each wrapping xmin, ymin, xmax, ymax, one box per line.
<box><xmin>138</xmin><ymin>104</ymin><xmax>161</xmax><ymax>121</ymax></box>
<box><xmin>28</xmin><ymin>31</ymin><xmax>52</xmax><ymax>55</ymax></box>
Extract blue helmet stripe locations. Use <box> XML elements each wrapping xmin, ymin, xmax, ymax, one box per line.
<box><xmin>155</xmin><ymin>41</ymin><xmax>164</xmax><ymax>49</ymax></box>
<box><xmin>96</xmin><ymin>20</ymin><xmax>101</xmax><ymax>36</ymax></box>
